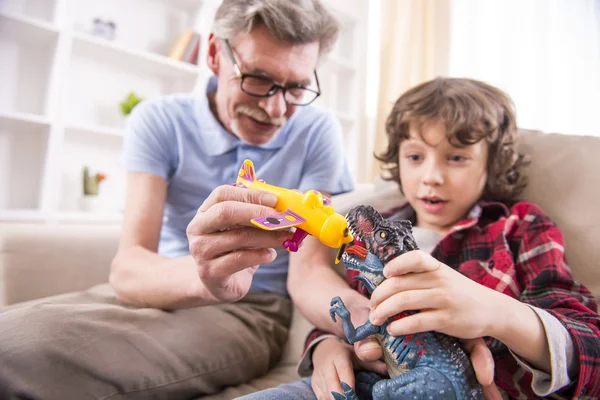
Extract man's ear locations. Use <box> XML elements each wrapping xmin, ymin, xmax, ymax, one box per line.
<box><xmin>206</xmin><ymin>33</ymin><xmax>220</xmax><ymax>76</ymax></box>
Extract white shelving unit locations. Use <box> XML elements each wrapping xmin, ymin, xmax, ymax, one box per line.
<box><xmin>0</xmin><ymin>0</ymin><xmax>370</xmax><ymax>224</ymax></box>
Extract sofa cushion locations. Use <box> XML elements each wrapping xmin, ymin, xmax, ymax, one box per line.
<box><xmin>0</xmin><ymin>223</ymin><xmax>119</xmax><ymax>306</ymax></box>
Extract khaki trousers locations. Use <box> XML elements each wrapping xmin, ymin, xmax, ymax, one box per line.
<box><xmin>0</xmin><ymin>283</ymin><xmax>292</xmax><ymax>400</ymax></box>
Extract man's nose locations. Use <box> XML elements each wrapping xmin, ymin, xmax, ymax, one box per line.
<box><xmin>259</xmin><ymin>90</ymin><xmax>287</xmax><ymax>119</ymax></box>
<box><xmin>422</xmin><ymin>159</ymin><xmax>444</xmax><ymax>186</ymax></box>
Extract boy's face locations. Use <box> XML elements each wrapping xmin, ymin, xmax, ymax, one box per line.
<box><xmin>208</xmin><ymin>25</ymin><xmax>320</xmax><ymax>145</ymax></box>
<box><xmin>399</xmin><ymin>121</ymin><xmax>488</xmax><ymax>236</ymax></box>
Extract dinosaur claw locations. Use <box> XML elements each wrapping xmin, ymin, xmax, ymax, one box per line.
<box><xmin>329</xmin><ymin>309</ymin><xmax>337</xmax><ymax>322</ymax></box>
<box><xmin>331</xmin><ymin>392</ymin><xmax>346</xmax><ymax>400</ymax></box>
<box><xmin>340</xmin><ymin>381</ymin><xmax>352</xmax><ymax>392</ymax></box>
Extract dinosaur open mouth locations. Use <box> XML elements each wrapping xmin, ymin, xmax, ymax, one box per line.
<box><xmin>340</xmin><ymin>223</ymin><xmax>368</xmax><ymax>266</ymax></box>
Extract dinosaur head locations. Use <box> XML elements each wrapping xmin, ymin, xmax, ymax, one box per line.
<box><xmin>341</xmin><ymin>205</ymin><xmax>419</xmax><ymax>293</ymax></box>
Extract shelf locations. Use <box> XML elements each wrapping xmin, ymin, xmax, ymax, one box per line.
<box><xmin>0</xmin><ymin>11</ymin><xmax>59</xmax><ymax>43</ymax></box>
<box><xmin>52</xmin><ymin>211</ymin><xmax>123</xmax><ymax>224</ymax></box>
<box><xmin>71</xmin><ymin>33</ymin><xmax>200</xmax><ymax>79</ymax></box>
<box><xmin>0</xmin><ymin>210</ymin><xmax>123</xmax><ymax>223</ymax></box>
<box><xmin>65</xmin><ymin>123</ymin><xmax>123</xmax><ymax>138</ymax></box>
<box><xmin>0</xmin><ymin>209</ymin><xmax>47</xmax><ymax>223</ymax></box>
<box><xmin>0</xmin><ymin>111</ymin><xmax>51</xmax><ymax>130</ymax></box>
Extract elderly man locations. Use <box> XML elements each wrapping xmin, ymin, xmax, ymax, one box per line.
<box><xmin>0</xmin><ymin>0</ymin><xmax>354</xmax><ymax>398</ymax></box>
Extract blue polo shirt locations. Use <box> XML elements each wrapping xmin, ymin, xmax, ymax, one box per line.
<box><xmin>122</xmin><ymin>76</ymin><xmax>355</xmax><ymax>296</ymax></box>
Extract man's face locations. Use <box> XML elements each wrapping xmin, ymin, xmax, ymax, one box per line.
<box><xmin>210</xmin><ymin>25</ymin><xmax>320</xmax><ymax>145</ymax></box>
<box><xmin>399</xmin><ymin>121</ymin><xmax>488</xmax><ymax>236</ymax></box>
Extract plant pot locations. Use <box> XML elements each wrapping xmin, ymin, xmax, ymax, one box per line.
<box><xmin>79</xmin><ymin>195</ymin><xmax>101</xmax><ymax>212</ymax></box>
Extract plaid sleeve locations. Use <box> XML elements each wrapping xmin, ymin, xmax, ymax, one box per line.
<box><xmin>496</xmin><ymin>203</ymin><xmax>600</xmax><ymax>398</ymax></box>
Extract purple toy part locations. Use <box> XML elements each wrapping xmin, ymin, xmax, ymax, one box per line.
<box><xmin>284</xmin><ymin>229</ymin><xmax>309</xmax><ymax>252</ymax></box>
<box><xmin>252</xmin><ymin>209</ymin><xmax>305</xmax><ymax>230</ymax></box>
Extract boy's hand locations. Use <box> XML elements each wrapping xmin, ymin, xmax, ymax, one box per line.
<box><xmin>462</xmin><ymin>338</ymin><xmax>503</xmax><ymax>400</ymax></box>
<box><xmin>311</xmin><ymin>338</ymin><xmax>387</xmax><ymax>400</ymax></box>
<box><xmin>368</xmin><ymin>250</ymin><xmax>503</xmax><ymax>339</ymax></box>
<box><xmin>186</xmin><ymin>185</ymin><xmax>292</xmax><ymax>303</ymax></box>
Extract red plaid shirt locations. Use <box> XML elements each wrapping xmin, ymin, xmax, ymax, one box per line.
<box><xmin>304</xmin><ymin>201</ymin><xmax>600</xmax><ymax>399</ymax></box>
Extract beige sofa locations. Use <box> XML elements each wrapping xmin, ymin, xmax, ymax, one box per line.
<box><xmin>1</xmin><ymin>129</ymin><xmax>599</xmax><ymax>399</ymax></box>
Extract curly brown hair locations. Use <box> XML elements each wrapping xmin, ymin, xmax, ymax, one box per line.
<box><xmin>375</xmin><ymin>77</ymin><xmax>529</xmax><ymax>203</ymax></box>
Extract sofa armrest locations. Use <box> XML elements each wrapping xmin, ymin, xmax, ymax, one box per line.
<box><xmin>0</xmin><ymin>223</ymin><xmax>120</xmax><ymax>306</ymax></box>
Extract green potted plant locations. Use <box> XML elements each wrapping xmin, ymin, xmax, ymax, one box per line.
<box><xmin>79</xmin><ymin>166</ymin><xmax>108</xmax><ymax>212</ymax></box>
<box><xmin>120</xmin><ymin>92</ymin><xmax>144</xmax><ymax>116</ymax></box>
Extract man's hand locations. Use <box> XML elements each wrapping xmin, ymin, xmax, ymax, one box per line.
<box><xmin>186</xmin><ymin>185</ymin><xmax>292</xmax><ymax>303</ymax></box>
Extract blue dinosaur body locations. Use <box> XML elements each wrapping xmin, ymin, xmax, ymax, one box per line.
<box><xmin>329</xmin><ymin>205</ymin><xmax>483</xmax><ymax>400</ymax></box>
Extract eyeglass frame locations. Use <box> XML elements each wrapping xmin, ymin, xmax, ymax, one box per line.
<box><xmin>220</xmin><ymin>38</ymin><xmax>321</xmax><ymax>106</ymax></box>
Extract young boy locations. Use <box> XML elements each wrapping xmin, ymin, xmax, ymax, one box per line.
<box><xmin>240</xmin><ymin>78</ymin><xmax>600</xmax><ymax>399</ymax></box>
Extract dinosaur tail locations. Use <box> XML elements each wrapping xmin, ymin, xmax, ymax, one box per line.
<box><xmin>236</xmin><ymin>159</ymin><xmax>256</xmax><ymax>188</ymax></box>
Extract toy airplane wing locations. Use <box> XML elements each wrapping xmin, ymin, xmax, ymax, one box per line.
<box><xmin>252</xmin><ymin>210</ymin><xmax>306</xmax><ymax>231</ymax></box>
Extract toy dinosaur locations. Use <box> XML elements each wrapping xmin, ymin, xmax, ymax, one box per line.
<box><xmin>329</xmin><ymin>205</ymin><xmax>483</xmax><ymax>400</ymax></box>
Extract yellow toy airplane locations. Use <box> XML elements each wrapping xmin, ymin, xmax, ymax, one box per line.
<box><xmin>235</xmin><ymin>159</ymin><xmax>353</xmax><ymax>260</ymax></box>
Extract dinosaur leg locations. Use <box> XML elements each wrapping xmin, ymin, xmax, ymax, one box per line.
<box><xmin>329</xmin><ymin>297</ymin><xmax>383</xmax><ymax>344</ymax></box>
<box><xmin>372</xmin><ymin>366</ymin><xmax>456</xmax><ymax>400</ymax></box>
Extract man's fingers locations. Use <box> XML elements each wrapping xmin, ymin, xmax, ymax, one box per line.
<box><xmin>198</xmin><ymin>185</ymin><xmax>278</xmax><ymax>212</ymax></box>
<box><xmin>382</xmin><ymin>250</ymin><xmax>440</xmax><ymax>278</ymax></box>
<box><xmin>189</xmin><ymin>200</ymin><xmax>280</xmax><ymax>234</ymax></box>
<box><xmin>461</xmin><ymin>338</ymin><xmax>495</xmax><ymax>386</ymax></box>
<box><xmin>192</xmin><ymin>228</ymin><xmax>292</xmax><ymax>260</ymax></box>
<box><xmin>198</xmin><ymin>248</ymin><xmax>277</xmax><ymax>281</ymax></box>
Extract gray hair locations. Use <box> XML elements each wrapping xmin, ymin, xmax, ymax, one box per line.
<box><xmin>212</xmin><ymin>0</ymin><xmax>339</xmax><ymax>57</ymax></box>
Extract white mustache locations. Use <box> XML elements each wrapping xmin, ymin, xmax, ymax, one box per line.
<box><xmin>235</xmin><ymin>105</ymin><xmax>286</xmax><ymax>127</ymax></box>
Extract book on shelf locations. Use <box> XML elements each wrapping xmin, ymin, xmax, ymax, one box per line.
<box><xmin>168</xmin><ymin>30</ymin><xmax>201</xmax><ymax>65</ymax></box>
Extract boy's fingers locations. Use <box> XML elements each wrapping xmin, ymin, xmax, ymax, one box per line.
<box><xmin>369</xmin><ymin>274</ymin><xmax>436</xmax><ymax>309</ymax></box>
<box><xmin>383</xmin><ymin>250</ymin><xmax>441</xmax><ymax>278</ymax></box>
<box><xmin>354</xmin><ymin>337</ymin><xmax>382</xmax><ymax>362</ymax></box>
<box><xmin>482</xmin><ymin>383</ymin><xmax>503</xmax><ymax>400</ymax></box>
<box><xmin>370</xmin><ymin>289</ymin><xmax>437</xmax><ymax>325</ymax></box>
<box><xmin>332</xmin><ymin>355</ymin><xmax>355</xmax><ymax>397</ymax></box>
<box><xmin>384</xmin><ymin>310</ymin><xmax>444</xmax><ymax>336</ymax></box>
<box><xmin>461</xmin><ymin>338</ymin><xmax>495</xmax><ymax>386</ymax></box>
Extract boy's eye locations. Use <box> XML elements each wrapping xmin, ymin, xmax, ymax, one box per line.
<box><xmin>406</xmin><ymin>154</ymin><xmax>422</xmax><ymax>161</ymax></box>
<box><xmin>449</xmin><ymin>155</ymin><xmax>467</xmax><ymax>162</ymax></box>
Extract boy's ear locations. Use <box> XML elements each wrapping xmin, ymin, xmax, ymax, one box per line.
<box><xmin>206</xmin><ymin>33</ymin><xmax>220</xmax><ymax>76</ymax></box>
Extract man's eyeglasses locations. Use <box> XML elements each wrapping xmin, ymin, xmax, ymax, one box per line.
<box><xmin>221</xmin><ymin>39</ymin><xmax>321</xmax><ymax>106</ymax></box>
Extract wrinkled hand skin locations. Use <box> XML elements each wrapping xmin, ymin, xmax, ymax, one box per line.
<box><xmin>329</xmin><ymin>205</ymin><xmax>483</xmax><ymax>400</ymax></box>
